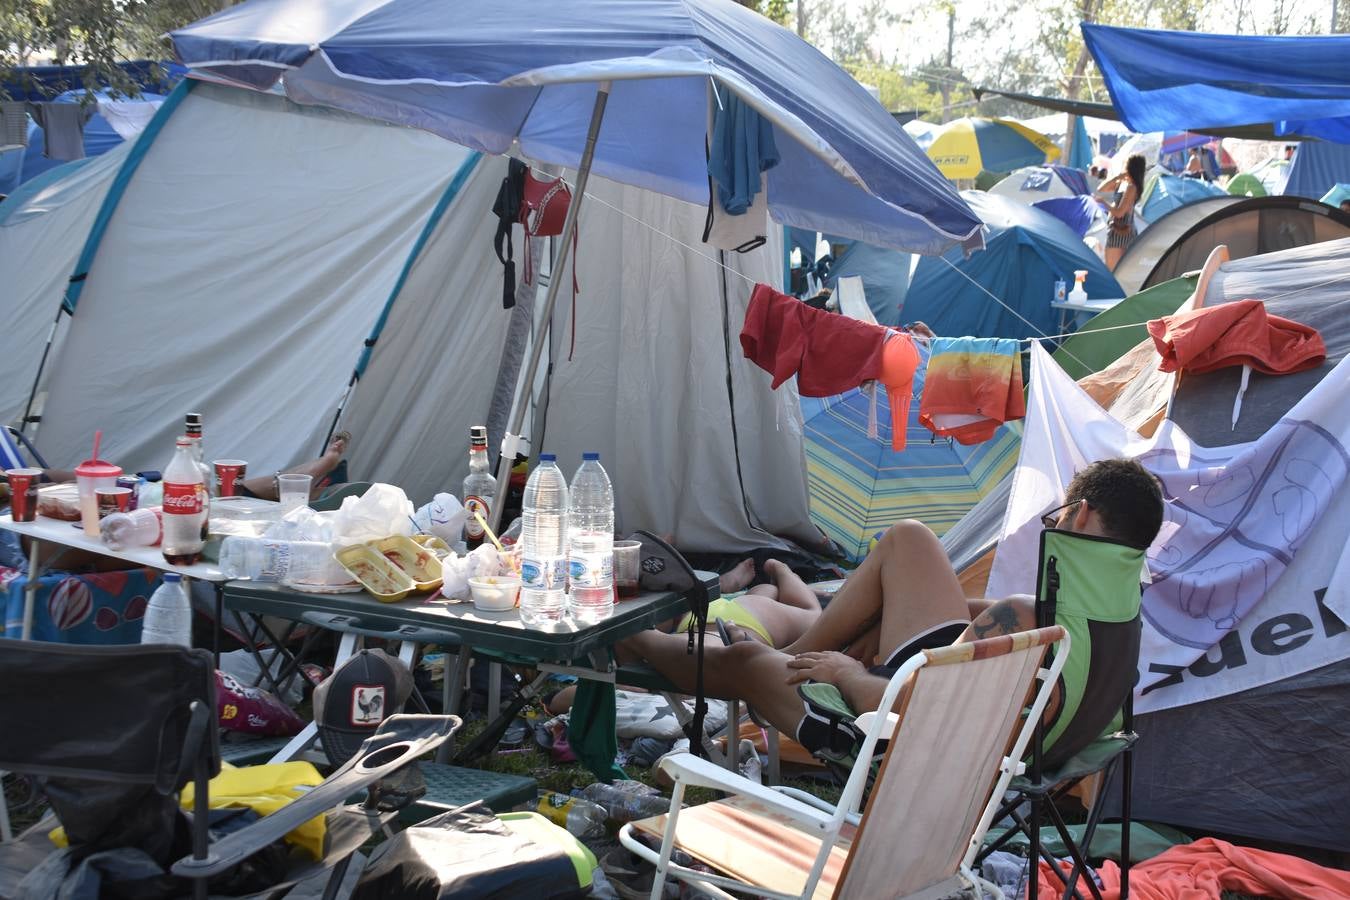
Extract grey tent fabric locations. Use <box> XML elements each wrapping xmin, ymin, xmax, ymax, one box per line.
<box><xmin>1125</xmin><ymin>196</ymin><xmax>1350</xmax><ymax>294</ymax></box>
<box><xmin>940</xmin><ymin>472</ymin><xmax>1009</xmax><ymax>576</ymax></box>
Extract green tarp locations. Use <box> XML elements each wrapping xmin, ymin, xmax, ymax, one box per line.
<box><xmin>1053</xmin><ymin>276</ymin><xmax>1198</xmax><ymax>380</ymax></box>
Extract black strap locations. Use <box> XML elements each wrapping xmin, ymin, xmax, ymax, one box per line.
<box><xmin>492</xmin><ymin>159</ymin><xmax>528</xmax><ymax>310</ymax></box>
<box><xmin>684</xmin><ymin>582</ymin><xmax>712</xmax><ymax>759</ymax></box>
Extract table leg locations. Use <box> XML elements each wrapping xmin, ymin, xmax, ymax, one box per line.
<box><xmin>488</xmin><ymin>662</ymin><xmax>502</xmax><ymax>723</ymax></box>
<box><xmin>436</xmin><ymin>651</ymin><xmax>473</xmax><ymax>765</ymax></box>
<box><xmin>231</xmin><ymin>610</ymin><xmax>288</xmax><ymax>698</ymax></box>
<box><xmin>21</xmin><ymin>539</ymin><xmax>39</xmax><ymax>640</ymax></box>
<box><xmin>765</xmin><ymin>728</ymin><xmax>780</xmax><ymax>786</ymax></box>
<box><xmin>212</xmin><ymin>583</ymin><xmax>223</xmax><ymax>667</ymax></box>
<box><xmin>726</xmin><ymin>700</ymin><xmax>741</xmax><ymax>773</ymax></box>
<box><xmin>269</xmin><ymin>632</ymin><xmax>359</xmax><ymax>764</ymax></box>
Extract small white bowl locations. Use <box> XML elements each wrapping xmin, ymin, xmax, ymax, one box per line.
<box><xmin>468</xmin><ymin>575</ymin><xmax>521</xmax><ymax>611</ymax></box>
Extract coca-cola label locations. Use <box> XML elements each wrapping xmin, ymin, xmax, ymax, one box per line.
<box><xmin>464</xmin><ymin>496</ymin><xmax>489</xmax><ymax>537</ymax></box>
<box><xmin>163</xmin><ymin>481</ymin><xmax>204</xmax><ymax>515</ymax></box>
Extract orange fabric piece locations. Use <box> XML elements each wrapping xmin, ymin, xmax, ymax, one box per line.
<box><xmin>918</xmin><ymin>338</ymin><xmax>1026</xmax><ymax>445</ymax></box>
<box><xmin>1147</xmin><ymin>299</ymin><xmax>1326</xmax><ymax>376</ymax></box>
<box><xmin>739</xmin><ymin>283</ymin><xmax>886</xmax><ymax>396</ymax></box>
<box><xmin>1038</xmin><ymin>837</ymin><xmax>1350</xmax><ymax>900</ymax></box>
<box><xmin>879</xmin><ymin>333</ymin><xmax>920</xmax><ymax>451</ymax></box>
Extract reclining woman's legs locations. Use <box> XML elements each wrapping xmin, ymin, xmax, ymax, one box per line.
<box><xmin>781</xmin><ymin>519</ymin><xmax>970</xmax><ymax>662</ymax></box>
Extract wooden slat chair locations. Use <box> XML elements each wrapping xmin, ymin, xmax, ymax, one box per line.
<box><xmin>619</xmin><ymin>625</ymin><xmax>1070</xmax><ymax>900</ymax></box>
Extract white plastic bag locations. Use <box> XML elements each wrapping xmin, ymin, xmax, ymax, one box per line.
<box><xmin>330</xmin><ymin>483</ymin><xmax>414</xmax><ymax>544</ymax></box>
<box><xmin>412</xmin><ymin>493</ymin><xmax>467</xmax><ymax>546</ymax></box>
<box><xmin>439</xmin><ymin>544</ymin><xmax>508</xmax><ymax>601</ymax></box>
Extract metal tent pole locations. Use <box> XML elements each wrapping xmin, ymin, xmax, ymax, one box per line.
<box><xmin>487</xmin><ymin>81</ymin><xmax>611</xmax><ymax>533</ymax></box>
<box><xmin>20</xmin><ymin>309</ymin><xmax>64</xmax><ymax>435</ymax></box>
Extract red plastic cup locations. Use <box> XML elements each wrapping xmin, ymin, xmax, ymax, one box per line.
<box><xmin>213</xmin><ymin>459</ymin><xmax>248</xmax><ymax>497</ymax></box>
<box><xmin>6</xmin><ymin>468</ymin><xmax>43</xmax><ymax>522</ymax></box>
<box><xmin>96</xmin><ymin>486</ymin><xmax>133</xmax><ymax>519</ymax></box>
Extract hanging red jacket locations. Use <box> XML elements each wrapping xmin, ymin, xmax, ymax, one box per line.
<box><xmin>1147</xmin><ymin>299</ymin><xmax>1326</xmax><ymax>376</ymax></box>
<box><xmin>739</xmin><ymin>283</ymin><xmax>886</xmax><ymax>397</ymax></box>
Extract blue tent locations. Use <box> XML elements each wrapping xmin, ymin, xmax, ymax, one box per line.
<box><xmin>1082</xmin><ymin>25</ymin><xmax>1350</xmax><ymax>140</ymax></box>
<box><xmin>1140</xmin><ymin>173</ymin><xmax>1227</xmax><ymax>222</ymax></box>
<box><xmin>826</xmin><ymin>241</ymin><xmax>912</xmax><ymax>326</ymax></box>
<box><xmin>1032</xmin><ymin>196</ymin><xmax>1102</xmax><ymax>238</ymax></box>
<box><xmin>1287</xmin><ymin>142</ymin><xmax>1350</xmax><ymax>201</ymax></box>
<box><xmin>1068</xmin><ymin>116</ymin><xmax>1092</xmax><ymax>170</ymax></box>
<box><xmin>898</xmin><ymin>191</ymin><xmax>1120</xmax><ymax>341</ymax></box>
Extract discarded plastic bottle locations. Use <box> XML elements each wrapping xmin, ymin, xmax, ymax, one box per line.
<box><xmin>141</xmin><ymin>572</ymin><xmax>192</xmax><ymax>648</ymax></box>
<box><xmin>536</xmin><ymin>791</ymin><xmax>606</xmax><ymax>839</ymax></box>
<box><xmin>576</xmin><ymin>781</ymin><xmax>669</xmax><ymax>824</ymax></box>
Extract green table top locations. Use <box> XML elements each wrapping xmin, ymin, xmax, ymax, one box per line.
<box><xmin>223</xmin><ymin>573</ymin><xmax>717</xmax><ymax>666</ymax></box>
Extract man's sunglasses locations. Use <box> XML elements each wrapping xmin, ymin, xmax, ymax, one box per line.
<box><xmin>1041</xmin><ymin>500</ymin><xmax>1081</xmax><ymax>530</ymax></box>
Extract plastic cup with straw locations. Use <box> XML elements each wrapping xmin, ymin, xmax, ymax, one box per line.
<box><xmin>75</xmin><ymin>430</ymin><xmax>122</xmax><ymax>537</ymax></box>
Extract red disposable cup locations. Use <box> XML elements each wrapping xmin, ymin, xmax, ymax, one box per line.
<box><xmin>6</xmin><ymin>468</ymin><xmax>43</xmax><ymax>522</ymax></box>
<box><xmin>214</xmin><ymin>460</ymin><xmax>248</xmax><ymax>497</ymax></box>
<box><xmin>96</xmin><ymin>486</ymin><xmax>133</xmax><ymax>519</ymax></box>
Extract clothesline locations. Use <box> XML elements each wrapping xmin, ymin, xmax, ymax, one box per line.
<box><xmin>562</xmin><ymin>173</ymin><xmax>1350</xmax><ymax>359</ymax></box>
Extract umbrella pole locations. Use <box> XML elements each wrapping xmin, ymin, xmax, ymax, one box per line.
<box><xmin>488</xmin><ymin>81</ymin><xmax>611</xmax><ymax>534</ymax></box>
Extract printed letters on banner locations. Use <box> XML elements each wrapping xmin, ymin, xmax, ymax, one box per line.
<box><xmin>989</xmin><ymin>342</ymin><xmax>1350</xmax><ymax>713</ymax></box>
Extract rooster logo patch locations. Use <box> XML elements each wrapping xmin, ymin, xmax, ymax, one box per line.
<box><xmin>350</xmin><ymin>684</ymin><xmax>386</xmax><ymax>725</ymax></box>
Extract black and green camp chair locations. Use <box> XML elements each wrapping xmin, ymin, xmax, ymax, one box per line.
<box><xmin>976</xmin><ymin>528</ymin><xmax>1146</xmax><ymax>900</ymax></box>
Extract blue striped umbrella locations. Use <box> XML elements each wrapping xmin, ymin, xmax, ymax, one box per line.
<box><xmin>802</xmin><ymin>384</ymin><xmax>1021</xmax><ymax>562</ymax></box>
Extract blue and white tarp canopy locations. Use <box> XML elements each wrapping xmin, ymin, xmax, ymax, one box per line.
<box><xmin>170</xmin><ymin>0</ymin><xmax>983</xmax><ymax>256</ymax></box>
<box><xmin>1082</xmin><ymin>24</ymin><xmax>1350</xmax><ymax>141</ymax></box>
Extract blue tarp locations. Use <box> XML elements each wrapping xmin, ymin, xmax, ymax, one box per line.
<box><xmin>1287</xmin><ymin>142</ymin><xmax>1350</xmax><ymax>200</ymax></box>
<box><xmin>0</xmin><ymin>60</ymin><xmax>181</xmax><ymax>102</ymax></box>
<box><xmin>1141</xmin><ymin>173</ymin><xmax>1227</xmax><ymax>222</ymax></box>
<box><xmin>898</xmin><ymin>191</ymin><xmax>1120</xmax><ymax>341</ymax></box>
<box><xmin>1082</xmin><ymin>24</ymin><xmax>1350</xmax><ymax>140</ymax></box>
<box><xmin>169</xmin><ymin>0</ymin><xmax>983</xmax><ymax>256</ymax></box>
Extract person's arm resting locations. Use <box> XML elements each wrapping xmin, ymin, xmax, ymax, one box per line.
<box><xmin>786</xmin><ymin>651</ymin><xmax>891</xmax><ymax>714</ymax></box>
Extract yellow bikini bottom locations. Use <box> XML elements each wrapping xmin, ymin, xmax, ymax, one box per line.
<box><xmin>678</xmin><ymin>597</ymin><xmax>772</xmax><ymax>645</ymax></box>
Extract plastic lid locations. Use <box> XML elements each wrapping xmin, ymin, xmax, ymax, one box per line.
<box><xmin>582</xmin><ymin>452</ymin><xmax>600</xmax><ymax>460</ymax></box>
<box><xmin>539</xmin><ymin>453</ymin><xmax>556</xmax><ymax>462</ymax></box>
<box><xmin>74</xmin><ymin>458</ymin><xmax>122</xmax><ymax>478</ymax></box>
<box><xmin>163</xmin><ymin>572</ymin><xmax>183</xmax><ymax>582</ymax></box>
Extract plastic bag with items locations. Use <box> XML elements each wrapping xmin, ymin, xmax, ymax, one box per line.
<box><xmin>439</xmin><ymin>545</ymin><xmax>511</xmax><ymax>601</ymax></box>
<box><xmin>330</xmin><ymin>483</ymin><xmax>414</xmax><ymax>544</ymax></box>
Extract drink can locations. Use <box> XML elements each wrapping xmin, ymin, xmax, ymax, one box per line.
<box><xmin>1054</xmin><ymin>280</ymin><xmax>1067</xmax><ymax>304</ymax></box>
<box><xmin>6</xmin><ymin>468</ymin><xmax>42</xmax><ymax>522</ymax></box>
<box><xmin>116</xmin><ymin>475</ymin><xmax>141</xmax><ymax>511</ymax></box>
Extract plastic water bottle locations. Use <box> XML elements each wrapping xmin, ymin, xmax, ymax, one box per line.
<box><xmin>576</xmin><ymin>781</ymin><xmax>669</xmax><ymax>824</ymax></box>
<box><xmin>101</xmin><ymin>508</ymin><xmax>162</xmax><ymax>549</ymax></box>
<box><xmin>568</xmin><ymin>452</ymin><xmax>614</xmax><ymax>624</ymax></box>
<box><xmin>519</xmin><ymin>454</ymin><xmax>569</xmax><ymax>627</ymax></box>
<box><xmin>536</xmin><ymin>791</ymin><xmax>606</xmax><ymax>840</ymax></box>
<box><xmin>218</xmin><ymin>536</ymin><xmax>336</xmax><ymax>583</ymax></box>
<box><xmin>141</xmin><ymin>572</ymin><xmax>192</xmax><ymax>647</ymax></box>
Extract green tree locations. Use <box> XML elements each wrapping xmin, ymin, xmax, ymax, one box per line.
<box><xmin>0</xmin><ymin>0</ymin><xmax>231</xmax><ymax>100</ymax></box>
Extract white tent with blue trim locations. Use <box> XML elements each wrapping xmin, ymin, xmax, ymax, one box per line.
<box><xmin>0</xmin><ymin>79</ymin><xmax>819</xmax><ymax>553</ymax></box>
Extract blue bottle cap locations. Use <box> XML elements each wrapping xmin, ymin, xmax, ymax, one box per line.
<box><xmin>163</xmin><ymin>573</ymin><xmax>183</xmax><ymax>583</ymax></box>
<box><xmin>582</xmin><ymin>452</ymin><xmax>600</xmax><ymax>460</ymax></box>
<box><xmin>539</xmin><ymin>453</ymin><xmax>556</xmax><ymax>462</ymax></box>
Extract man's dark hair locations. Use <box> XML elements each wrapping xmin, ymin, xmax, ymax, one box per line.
<box><xmin>1064</xmin><ymin>458</ymin><xmax>1164</xmax><ymax>550</ymax></box>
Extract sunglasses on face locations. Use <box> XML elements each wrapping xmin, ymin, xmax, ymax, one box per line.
<box><xmin>1041</xmin><ymin>500</ymin><xmax>1080</xmax><ymax>530</ymax></box>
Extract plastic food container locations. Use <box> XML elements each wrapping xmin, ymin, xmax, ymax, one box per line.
<box><xmin>468</xmin><ymin>575</ymin><xmax>521</xmax><ymax>612</ymax></box>
<box><xmin>411</xmin><ymin>533</ymin><xmax>452</xmax><ymax>557</ymax></box>
<box><xmin>373</xmin><ymin>535</ymin><xmax>443</xmax><ymax>593</ymax></box>
<box><xmin>335</xmin><ymin>543</ymin><xmax>414</xmax><ymax>603</ymax></box>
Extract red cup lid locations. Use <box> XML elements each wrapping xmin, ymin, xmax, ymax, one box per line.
<box><xmin>75</xmin><ymin>459</ymin><xmax>122</xmax><ymax>478</ymax></box>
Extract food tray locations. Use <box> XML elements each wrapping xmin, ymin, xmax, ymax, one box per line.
<box><xmin>373</xmin><ymin>535</ymin><xmax>444</xmax><ymax>593</ymax></box>
<box><xmin>335</xmin><ymin>543</ymin><xmax>414</xmax><ymax>603</ymax></box>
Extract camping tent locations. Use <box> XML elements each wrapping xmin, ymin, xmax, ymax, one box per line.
<box><xmin>944</xmin><ymin>238</ymin><xmax>1350</xmax><ymax>850</ymax></box>
<box><xmin>898</xmin><ymin>191</ymin><xmax>1120</xmax><ymax>341</ymax></box>
<box><xmin>1</xmin><ymin>79</ymin><xmax>818</xmax><ymax>553</ymax></box>
<box><xmin>1115</xmin><ymin>196</ymin><xmax>1350</xmax><ymax>294</ymax></box>
<box><xmin>1139</xmin><ymin>172</ymin><xmax>1228</xmax><ymax>222</ymax></box>
<box><xmin>1286</xmin><ymin>141</ymin><xmax>1350</xmax><ymax>200</ymax></box>
<box><xmin>987</xmin><ymin>165</ymin><xmax>1089</xmax><ymax>203</ymax></box>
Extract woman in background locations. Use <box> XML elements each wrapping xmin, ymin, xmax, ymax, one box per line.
<box><xmin>1098</xmin><ymin>153</ymin><xmax>1146</xmax><ymax>271</ymax></box>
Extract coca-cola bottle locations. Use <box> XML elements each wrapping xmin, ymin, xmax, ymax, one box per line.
<box><xmin>163</xmin><ymin>436</ymin><xmax>208</xmax><ymax>565</ymax></box>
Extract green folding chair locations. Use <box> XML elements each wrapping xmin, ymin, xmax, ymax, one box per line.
<box><xmin>976</xmin><ymin>528</ymin><xmax>1146</xmax><ymax>900</ymax></box>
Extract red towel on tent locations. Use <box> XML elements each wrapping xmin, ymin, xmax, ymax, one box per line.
<box><xmin>1147</xmin><ymin>299</ymin><xmax>1326</xmax><ymax>376</ymax></box>
<box><xmin>1038</xmin><ymin>837</ymin><xmax>1350</xmax><ymax>900</ymax></box>
<box><xmin>739</xmin><ymin>283</ymin><xmax>886</xmax><ymax>397</ymax></box>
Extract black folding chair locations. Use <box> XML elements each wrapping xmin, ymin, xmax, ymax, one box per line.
<box><xmin>0</xmin><ymin>641</ymin><xmax>458</xmax><ymax>899</ymax></box>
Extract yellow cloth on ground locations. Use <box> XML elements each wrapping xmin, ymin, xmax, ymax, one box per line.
<box><xmin>679</xmin><ymin>596</ymin><xmax>772</xmax><ymax>645</ymax></box>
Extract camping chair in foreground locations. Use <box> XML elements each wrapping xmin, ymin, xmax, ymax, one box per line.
<box><xmin>0</xmin><ymin>641</ymin><xmax>459</xmax><ymax>899</ymax></box>
<box><xmin>619</xmin><ymin>625</ymin><xmax>1070</xmax><ymax>900</ymax></box>
<box><xmin>976</xmin><ymin>528</ymin><xmax>1147</xmax><ymax>900</ymax></box>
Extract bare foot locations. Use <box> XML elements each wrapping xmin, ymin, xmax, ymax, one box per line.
<box><xmin>324</xmin><ymin>431</ymin><xmax>351</xmax><ymax>462</ymax></box>
<box><xmin>719</xmin><ymin>558</ymin><xmax>757</xmax><ymax>593</ymax></box>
